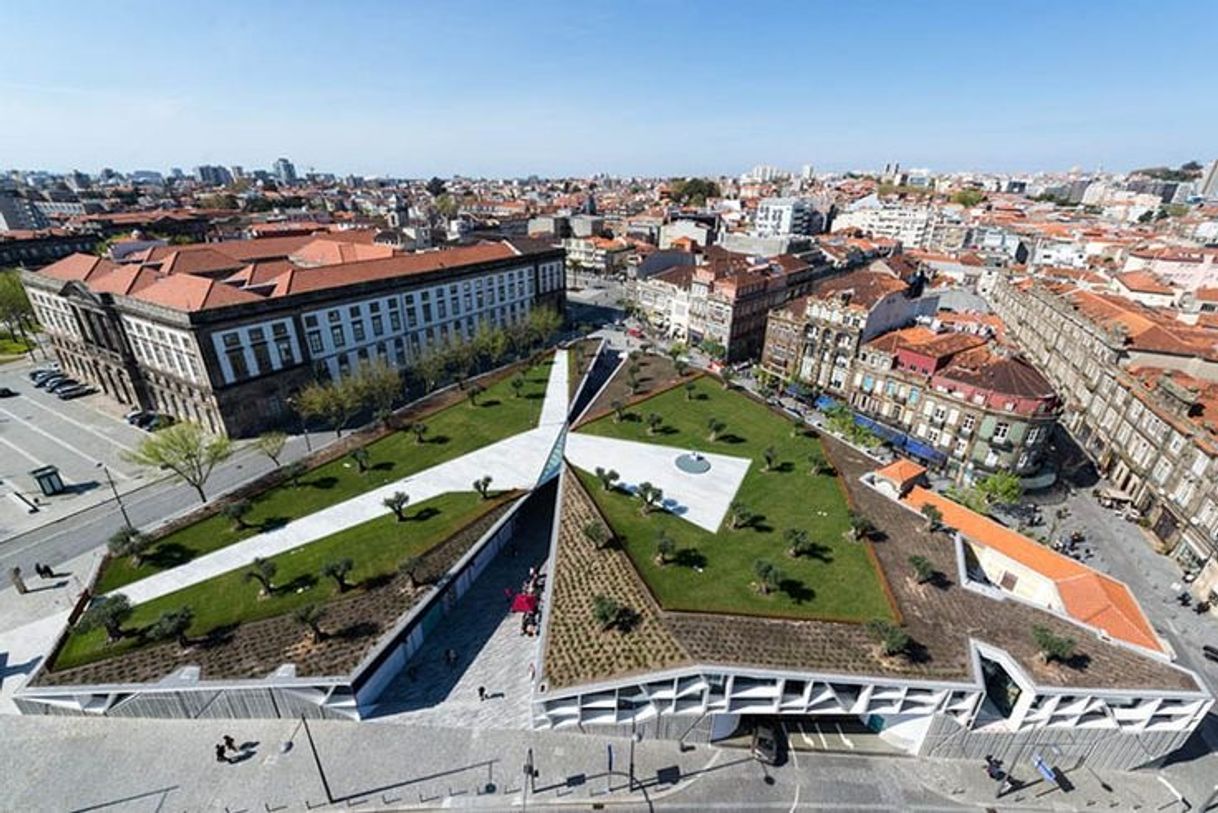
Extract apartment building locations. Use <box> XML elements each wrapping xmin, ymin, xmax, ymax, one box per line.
<box><xmin>561</xmin><ymin>236</ymin><xmax>629</xmax><ymax>275</ymax></box>
<box><xmin>848</xmin><ymin>325</ymin><xmax>1058</xmax><ymax>482</ymax></box>
<box><xmin>760</xmin><ymin>264</ymin><xmax>925</xmax><ymax>392</ymax></box>
<box><xmin>988</xmin><ymin>274</ymin><xmax>1218</xmax><ymax>601</ymax></box>
<box><xmin>753</xmin><ymin>197</ymin><xmax>820</xmax><ymax>237</ymax></box>
<box><xmin>831</xmin><ymin>197</ymin><xmax>935</xmax><ymax>248</ymax></box>
<box><xmin>23</xmin><ymin>234</ymin><xmax>565</xmax><ymax>437</ymax></box>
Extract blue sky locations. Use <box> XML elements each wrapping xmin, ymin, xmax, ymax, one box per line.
<box><xmin>1</xmin><ymin>1</ymin><xmax>1214</xmax><ymax>177</ymax></box>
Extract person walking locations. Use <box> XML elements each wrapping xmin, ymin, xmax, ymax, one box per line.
<box><xmin>215</xmin><ymin>743</ymin><xmax>230</xmax><ymax>764</ymax></box>
<box><xmin>223</xmin><ymin>734</ymin><xmax>237</xmax><ymax>754</ymax></box>
<box><xmin>478</xmin><ymin>686</ymin><xmax>486</xmax><ymax>702</ymax></box>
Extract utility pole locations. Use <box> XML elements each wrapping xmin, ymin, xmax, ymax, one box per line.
<box><xmin>97</xmin><ymin>462</ymin><xmax>130</xmax><ymax>528</ymax></box>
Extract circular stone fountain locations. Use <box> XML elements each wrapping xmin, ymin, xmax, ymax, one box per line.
<box><xmin>674</xmin><ymin>451</ymin><xmax>712</xmax><ymax>474</ymax></box>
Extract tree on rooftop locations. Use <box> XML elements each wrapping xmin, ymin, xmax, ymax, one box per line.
<box><xmin>283</xmin><ymin>461</ymin><xmax>307</xmax><ymax>488</ymax></box>
<box><xmin>466</xmin><ymin>382</ymin><xmax>486</xmax><ymax>406</ymax></box>
<box><xmin>847</xmin><ymin>511</ymin><xmax>876</xmax><ymax>541</ymax></box>
<box><xmin>706</xmin><ymin>417</ymin><xmax>726</xmax><ymax>442</ymax></box>
<box><xmin>655</xmin><ymin>530</ymin><xmax>676</xmax><ymax>565</ymax></box>
<box><xmin>583</xmin><ymin>520</ymin><xmax>611</xmax><ymax>550</ymax></box>
<box><xmin>684</xmin><ymin>381</ymin><xmax>696</xmax><ymax>400</ymax></box>
<box><xmin>753</xmin><ymin>559</ymin><xmax>783</xmax><ymax>595</ymax></box>
<box><xmin>244</xmin><ymin>557</ymin><xmax>278</xmax><ymax>597</ymax></box>
<box><xmin>322</xmin><ymin>558</ymin><xmax>355</xmax><ymax>593</ymax></box>
<box><xmin>1032</xmin><ymin>625</ymin><xmax>1077</xmax><ymax>665</ymax></box>
<box><xmin>349</xmin><ymin>446</ymin><xmax>371</xmax><ymax>473</ymax></box>
<box><xmin>398</xmin><ymin>555</ymin><xmax>426</xmax><ymax>590</ymax></box>
<box><xmin>909</xmin><ymin>555</ymin><xmax>936</xmax><ymax>584</ymax></box>
<box><xmin>611</xmin><ymin>399</ymin><xmax>626</xmax><ymax>423</ymax></box>
<box><xmin>720</xmin><ymin>367</ymin><xmax>735</xmax><ymax>389</ymax></box>
<box><xmin>77</xmin><ymin>594</ymin><xmax>133</xmax><ymax>643</ymax></box>
<box><xmin>124</xmin><ymin>422</ymin><xmax>233</xmax><ymax>504</ymax></box>
<box><xmin>253</xmin><ymin>431</ymin><xmax>288</xmax><ymax>468</ymax></box>
<box><xmin>784</xmin><ymin>528</ymin><xmax>816</xmax><ymax>558</ymax></box>
<box><xmin>383</xmin><ymin>491</ymin><xmax>410</xmax><ymax>522</ymax></box>
<box><xmin>866</xmin><ymin>619</ymin><xmax>910</xmax><ymax>657</ymax></box>
<box><xmin>951</xmin><ymin>189</ymin><xmax>986</xmax><ymax>207</ymax></box>
<box><xmin>675</xmin><ymin>359</ymin><xmax>689</xmax><ymax>377</ymax></box>
<box><xmin>222</xmin><ymin>498</ymin><xmax>253</xmax><ymax>531</ymax></box>
<box><xmin>636</xmin><ymin>481</ymin><xmax>664</xmax><ymax>515</ymax></box>
<box><xmin>150</xmin><ymin>606</ymin><xmax>195</xmax><ymax>649</ymax></box>
<box><xmin>667</xmin><ymin>342</ymin><xmax>686</xmax><ymax>362</ymax></box>
<box><xmin>474</xmin><ymin>475</ymin><xmax>494</xmax><ymax>499</ymax></box>
<box><xmin>920</xmin><ymin>504</ymin><xmax>944</xmax><ymax>532</ymax></box>
<box><xmin>595</xmin><ymin>467</ymin><xmax>620</xmax><ymax>492</ymax></box>
<box><xmin>107</xmin><ymin>527</ymin><xmax>153</xmax><ymax>566</ymax></box>
<box><xmin>729</xmin><ymin>501</ymin><xmax>754</xmax><ymax>530</ymax></box>
<box><xmin>592</xmin><ymin>594</ymin><xmax>628</xmax><ymax>632</ymax></box>
<box><xmin>626</xmin><ymin>367</ymin><xmax>640</xmax><ymax>394</ymax></box>
<box><xmin>510</xmin><ymin>374</ymin><xmax>526</xmax><ymax>398</ymax></box>
<box><xmin>293</xmin><ymin>603</ymin><xmax>328</xmax><ymax>644</ymax></box>
<box><xmin>807</xmin><ymin>450</ymin><xmax>832</xmax><ymax>477</ymax></box>
<box><xmin>646</xmin><ymin>412</ymin><xmax>663</xmax><ymax>435</ymax></box>
<box><xmin>762</xmin><ymin>445</ymin><xmax>778</xmax><ymax>472</ymax></box>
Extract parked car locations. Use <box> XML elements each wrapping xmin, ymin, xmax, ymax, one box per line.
<box><xmin>124</xmin><ymin>408</ymin><xmax>149</xmax><ymax>425</ymax></box>
<box><xmin>1203</xmin><ymin>644</ymin><xmax>1218</xmax><ymax>663</ymax></box>
<box><xmin>56</xmin><ymin>384</ymin><xmax>95</xmax><ymax>400</ymax></box>
<box><xmin>47</xmin><ymin>378</ymin><xmax>80</xmax><ymax>394</ymax></box>
<box><xmin>35</xmin><ymin>374</ymin><xmax>66</xmax><ymax>389</ymax></box>
<box><xmin>146</xmin><ymin>414</ymin><xmax>175</xmax><ymax>430</ymax></box>
<box><xmin>0</xmin><ymin>387</ymin><xmax>17</xmax><ymax>397</ymax></box>
<box><xmin>29</xmin><ymin>368</ymin><xmax>58</xmax><ymax>383</ymax></box>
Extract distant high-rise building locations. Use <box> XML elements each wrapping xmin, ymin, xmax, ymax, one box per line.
<box><xmin>1200</xmin><ymin>159</ymin><xmax>1218</xmax><ymax>198</ymax></box>
<box><xmin>800</xmin><ymin>164</ymin><xmax>815</xmax><ymax>180</ymax></box>
<box><xmin>273</xmin><ymin>157</ymin><xmax>297</xmax><ymax>186</ymax></box>
<box><xmin>170</xmin><ymin>167</ymin><xmax>185</xmax><ymax>179</ymax></box>
<box><xmin>230</xmin><ymin>165</ymin><xmax>245</xmax><ymax>181</ymax></box>
<box><xmin>194</xmin><ymin>165</ymin><xmax>231</xmax><ymax>186</ymax></box>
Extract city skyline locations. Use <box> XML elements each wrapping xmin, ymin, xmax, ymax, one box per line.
<box><xmin>1</xmin><ymin>1</ymin><xmax>1215</xmax><ymax>177</ymax></box>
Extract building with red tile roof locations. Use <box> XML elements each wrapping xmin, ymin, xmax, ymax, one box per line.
<box><xmin>22</xmin><ymin>234</ymin><xmax>565</xmax><ymax>437</ymax></box>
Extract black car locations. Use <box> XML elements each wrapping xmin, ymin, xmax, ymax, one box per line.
<box><xmin>34</xmin><ymin>374</ymin><xmax>66</xmax><ymax>389</ymax></box>
<box><xmin>0</xmin><ymin>387</ymin><xmax>17</xmax><ymax>397</ymax></box>
<box><xmin>48</xmin><ymin>378</ymin><xmax>80</xmax><ymax>394</ymax></box>
<box><xmin>57</xmin><ymin>384</ymin><xmax>95</xmax><ymax>400</ymax></box>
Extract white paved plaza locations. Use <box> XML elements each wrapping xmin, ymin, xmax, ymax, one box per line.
<box><xmin>564</xmin><ymin>432</ymin><xmax>751</xmax><ymax>532</ymax></box>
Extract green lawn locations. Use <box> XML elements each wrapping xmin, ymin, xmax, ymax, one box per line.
<box><xmin>0</xmin><ymin>335</ymin><xmax>34</xmax><ymax>358</ymax></box>
<box><xmin>58</xmin><ymin>490</ymin><xmax>502</xmax><ymax>670</ymax></box>
<box><xmin>575</xmin><ymin>377</ymin><xmax>894</xmax><ymax>621</ymax></box>
<box><xmin>96</xmin><ymin>358</ymin><xmax>553</xmax><ymax>592</ymax></box>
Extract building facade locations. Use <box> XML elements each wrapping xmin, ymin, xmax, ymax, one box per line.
<box><xmin>24</xmin><ymin>236</ymin><xmax>565</xmax><ymax>437</ymax></box>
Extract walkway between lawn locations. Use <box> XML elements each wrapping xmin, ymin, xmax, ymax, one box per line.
<box><xmin>107</xmin><ymin>350</ymin><xmax>570</xmax><ymax>607</ymax></box>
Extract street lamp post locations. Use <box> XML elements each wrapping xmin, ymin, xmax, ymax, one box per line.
<box><xmin>97</xmin><ymin>462</ymin><xmax>131</xmax><ymax>529</ymax></box>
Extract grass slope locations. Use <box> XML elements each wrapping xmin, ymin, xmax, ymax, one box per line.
<box><xmin>58</xmin><ymin>490</ymin><xmax>504</xmax><ymax>670</ymax></box>
<box><xmin>575</xmin><ymin>377</ymin><xmax>893</xmax><ymax>621</ymax></box>
<box><xmin>97</xmin><ymin>358</ymin><xmax>552</xmax><ymax>592</ymax></box>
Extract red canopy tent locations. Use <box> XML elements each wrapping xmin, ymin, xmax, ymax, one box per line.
<box><xmin>510</xmin><ymin>593</ymin><xmax>539</xmax><ymax>613</ymax></box>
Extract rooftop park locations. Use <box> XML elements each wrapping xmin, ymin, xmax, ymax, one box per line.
<box><xmin>574</xmin><ymin>375</ymin><xmax>896</xmax><ymax>621</ymax></box>
<box><xmin>97</xmin><ymin>352</ymin><xmax>555</xmax><ymax>593</ymax></box>
<box><xmin>56</xmin><ymin>489</ymin><xmax>516</xmax><ymax>671</ymax></box>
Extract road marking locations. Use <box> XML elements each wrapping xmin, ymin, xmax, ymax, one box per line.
<box><xmin>798</xmin><ymin>722</ymin><xmax>818</xmax><ymax>749</ymax></box>
<box><xmin>0</xmin><ymin>407</ymin><xmax>130</xmax><ymax>480</ymax></box>
<box><xmin>783</xmin><ymin>722</ymin><xmax>801</xmax><ymax>813</ymax></box>
<box><xmin>0</xmin><ymin>434</ymin><xmax>43</xmax><ymax>467</ymax></box>
<box><xmin>814</xmin><ymin>721</ymin><xmax>827</xmax><ymax>750</ymax></box>
<box><xmin>7</xmin><ymin>397</ymin><xmax>139</xmax><ymax>455</ymax></box>
<box><xmin>835</xmin><ymin>722</ymin><xmax>855</xmax><ymax>749</ymax></box>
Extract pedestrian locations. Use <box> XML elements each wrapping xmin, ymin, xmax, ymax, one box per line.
<box><xmin>223</xmin><ymin>734</ymin><xmax>237</xmax><ymax>753</ymax></box>
<box><xmin>215</xmin><ymin>743</ymin><xmax>229</xmax><ymax>764</ymax></box>
<box><xmin>527</xmin><ymin>662</ymin><xmax>536</xmax><ymax>681</ymax></box>
<box><xmin>478</xmin><ymin>686</ymin><xmax>486</xmax><ymax>702</ymax></box>
<box><xmin>445</xmin><ymin>648</ymin><xmax>457</xmax><ymax>668</ymax></box>
<box><xmin>34</xmin><ymin>563</ymin><xmax>46</xmax><ymax>579</ymax></box>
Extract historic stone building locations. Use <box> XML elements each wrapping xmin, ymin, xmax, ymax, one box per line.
<box><xmin>988</xmin><ymin>274</ymin><xmax>1218</xmax><ymax>602</ymax></box>
<box><xmin>23</xmin><ymin>234</ymin><xmax>565</xmax><ymax>436</ymax></box>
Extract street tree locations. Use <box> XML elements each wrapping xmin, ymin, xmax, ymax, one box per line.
<box><xmin>595</xmin><ymin>467</ymin><xmax>619</xmax><ymax>491</ymax></box>
<box><xmin>349</xmin><ymin>447</ymin><xmax>371</xmax><ymax>473</ymax></box>
<box><xmin>253</xmin><ymin>431</ymin><xmax>288</xmax><ymax>467</ymax></box>
<box><xmin>474</xmin><ymin>475</ymin><xmax>494</xmax><ymax>499</ymax></box>
<box><xmin>295</xmin><ymin>378</ymin><xmax>361</xmax><ymax>438</ymax></box>
<box><xmin>635</xmin><ymin>482</ymin><xmax>664</xmax><ymax>515</ymax></box>
<box><xmin>124</xmin><ymin>422</ymin><xmax>233</xmax><ymax>503</ymax></box>
<box><xmin>222</xmin><ymin>498</ymin><xmax>253</xmax><ymax>531</ymax></box>
<box><xmin>283</xmin><ymin>461</ymin><xmax>307</xmax><ymax>487</ymax></box>
<box><xmin>975</xmin><ymin>472</ymin><xmax>1023</xmax><ymax>507</ymax></box>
